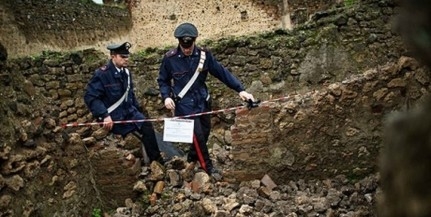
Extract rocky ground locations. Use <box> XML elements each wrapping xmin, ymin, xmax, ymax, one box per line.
<box><xmin>93</xmin><ymin>136</ymin><xmax>379</xmax><ymax>217</ymax></box>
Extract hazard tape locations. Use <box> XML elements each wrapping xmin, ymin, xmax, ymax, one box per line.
<box><xmin>60</xmin><ymin>96</ymin><xmax>291</xmax><ymax>128</ymax></box>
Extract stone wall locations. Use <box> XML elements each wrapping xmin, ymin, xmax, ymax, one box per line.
<box><xmin>0</xmin><ymin>0</ymin><xmax>345</xmax><ymax>58</ymax></box>
<box><xmin>0</xmin><ymin>0</ymin><xmax>132</xmax><ymax>58</ymax></box>
<box><xmin>288</xmin><ymin>0</ymin><xmax>339</xmax><ymax>24</ymax></box>
<box><xmin>0</xmin><ymin>0</ymin><xmax>421</xmax><ymax>215</ymax></box>
<box><xmin>14</xmin><ymin>0</ymin><xmax>400</xmax><ymax>130</ymax></box>
<box><xmin>0</xmin><ymin>0</ymin><xmax>281</xmax><ymax>58</ymax></box>
<box><xmin>227</xmin><ymin>56</ymin><xmax>430</xmax><ymax>182</ymax></box>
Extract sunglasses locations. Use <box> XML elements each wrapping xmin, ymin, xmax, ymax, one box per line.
<box><xmin>179</xmin><ymin>37</ymin><xmax>195</xmax><ymax>48</ymax></box>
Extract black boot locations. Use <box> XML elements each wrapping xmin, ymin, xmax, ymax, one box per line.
<box><xmin>208</xmin><ymin>167</ymin><xmax>223</xmax><ymax>181</ymax></box>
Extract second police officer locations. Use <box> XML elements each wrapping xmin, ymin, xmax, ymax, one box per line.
<box><xmin>157</xmin><ymin>23</ymin><xmax>255</xmax><ymax>177</ymax></box>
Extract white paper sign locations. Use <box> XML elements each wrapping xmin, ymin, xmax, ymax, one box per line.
<box><xmin>163</xmin><ymin>118</ymin><xmax>195</xmax><ymax>143</ymax></box>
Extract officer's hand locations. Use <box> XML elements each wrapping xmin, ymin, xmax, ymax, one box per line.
<box><xmin>164</xmin><ymin>97</ymin><xmax>176</xmax><ymax>110</ymax></box>
<box><xmin>103</xmin><ymin>116</ymin><xmax>114</xmax><ymax>131</ymax></box>
<box><xmin>239</xmin><ymin>91</ymin><xmax>255</xmax><ymax>102</ymax></box>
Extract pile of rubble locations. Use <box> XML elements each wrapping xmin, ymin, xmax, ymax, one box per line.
<box><xmin>109</xmin><ymin>156</ymin><xmax>379</xmax><ymax>217</ymax></box>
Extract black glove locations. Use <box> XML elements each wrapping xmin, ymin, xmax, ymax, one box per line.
<box><xmin>246</xmin><ymin>99</ymin><xmax>261</xmax><ymax>110</ymax></box>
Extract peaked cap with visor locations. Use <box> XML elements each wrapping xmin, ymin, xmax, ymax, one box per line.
<box><xmin>174</xmin><ymin>23</ymin><xmax>198</xmax><ymax>38</ymax></box>
<box><xmin>174</xmin><ymin>23</ymin><xmax>198</xmax><ymax>48</ymax></box>
<box><xmin>107</xmin><ymin>42</ymin><xmax>132</xmax><ymax>55</ymax></box>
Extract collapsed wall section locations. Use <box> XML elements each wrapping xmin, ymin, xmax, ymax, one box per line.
<box><xmin>228</xmin><ymin>57</ymin><xmax>430</xmax><ymax>183</ymax></box>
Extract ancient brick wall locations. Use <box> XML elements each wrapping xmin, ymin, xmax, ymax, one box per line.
<box><xmin>0</xmin><ymin>0</ymin><xmax>282</xmax><ymax>58</ymax></box>
<box><xmin>0</xmin><ymin>0</ymin><xmax>132</xmax><ymax>58</ymax></box>
<box><xmin>288</xmin><ymin>0</ymin><xmax>339</xmax><ymax>24</ymax></box>
<box><xmin>228</xmin><ymin>56</ymin><xmax>429</xmax><ymax>182</ymax></box>
<box><xmin>0</xmin><ymin>0</ymin><xmax>344</xmax><ymax>58</ymax></box>
<box><xmin>0</xmin><ymin>0</ymin><xmax>404</xmax><ymax>173</ymax></box>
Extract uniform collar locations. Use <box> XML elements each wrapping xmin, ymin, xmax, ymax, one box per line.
<box><xmin>177</xmin><ymin>46</ymin><xmax>199</xmax><ymax>58</ymax></box>
<box><xmin>108</xmin><ymin>60</ymin><xmax>122</xmax><ymax>78</ymax></box>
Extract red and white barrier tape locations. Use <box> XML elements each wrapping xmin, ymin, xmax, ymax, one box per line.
<box><xmin>60</xmin><ymin>95</ymin><xmax>291</xmax><ymax>128</ymax></box>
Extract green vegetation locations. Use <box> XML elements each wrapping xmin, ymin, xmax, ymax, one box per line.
<box><xmin>91</xmin><ymin>208</ymin><xmax>102</xmax><ymax>217</ymax></box>
<box><xmin>344</xmin><ymin>0</ymin><xmax>357</xmax><ymax>7</ymax></box>
<box><xmin>134</xmin><ymin>48</ymin><xmax>154</xmax><ymax>59</ymax></box>
<box><xmin>41</xmin><ymin>50</ymin><xmax>64</xmax><ymax>59</ymax></box>
<box><xmin>160</xmin><ymin>192</ymin><xmax>171</xmax><ymax>201</ymax></box>
<box><xmin>137</xmin><ymin>190</ymin><xmax>152</xmax><ymax>209</ymax></box>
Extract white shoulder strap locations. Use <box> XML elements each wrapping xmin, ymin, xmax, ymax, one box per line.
<box><xmin>107</xmin><ymin>68</ymin><xmax>130</xmax><ymax>114</ymax></box>
<box><xmin>177</xmin><ymin>51</ymin><xmax>206</xmax><ymax>99</ymax></box>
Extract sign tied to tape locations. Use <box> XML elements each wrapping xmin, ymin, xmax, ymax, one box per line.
<box><xmin>163</xmin><ymin>118</ymin><xmax>195</xmax><ymax>143</ymax></box>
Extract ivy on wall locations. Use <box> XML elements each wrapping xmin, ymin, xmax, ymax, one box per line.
<box><xmin>344</xmin><ymin>0</ymin><xmax>357</xmax><ymax>6</ymax></box>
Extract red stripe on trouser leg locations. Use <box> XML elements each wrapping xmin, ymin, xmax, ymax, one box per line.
<box><xmin>193</xmin><ymin>133</ymin><xmax>207</xmax><ymax>172</ymax></box>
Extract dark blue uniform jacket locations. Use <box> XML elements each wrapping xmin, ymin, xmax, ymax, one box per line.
<box><xmin>157</xmin><ymin>46</ymin><xmax>245</xmax><ymax>116</ymax></box>
<box><xmin>84</xmin><ymin>60</ymin><xmax>144</xmax><ymax>136</ymax></box>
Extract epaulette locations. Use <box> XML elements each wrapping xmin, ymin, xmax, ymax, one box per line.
<box><xmin>165</xmin><ymin>48</ymin><xmax>178</xmax><ymax>57</ymax></box>
<box><xmin>94</xmin><ymin>65</ymin><xmax>108</xmax><ymax>74</ymax></box>
<box><xmin>100</xmin><ymin>65</ymin><xmax>108</xmax><ymax>71</ymax></box>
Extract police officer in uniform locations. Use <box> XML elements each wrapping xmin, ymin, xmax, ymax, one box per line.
<box><xmin>157</xmin><ymin>23</ymin><xmax>255</xmax><ymax>176</ymax></box>
<box><xmin>84</xmin><ymin>42</ymin><xmax>163</xmax><ymax>164</ymax></box>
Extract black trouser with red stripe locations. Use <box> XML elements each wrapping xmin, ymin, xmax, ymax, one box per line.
<box><xmin>187</xmin><ymin>113</ymin><xmax>212</xmax><ymax>173</ymax></box>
